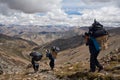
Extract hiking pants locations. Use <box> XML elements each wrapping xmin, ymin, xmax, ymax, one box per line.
<box><xmin>31</xmin><ymin>58</ymin><xmax>39</xmax><ymax>72</ymax></box>
<box><xmin>90</xmin><ymin>51</ymin><xmax>102</xmax><ymax>72</ymax></box>
<box><xmin>49</xmin><ymin>58</ymin><xmax>55</xmax><ymax>70</ymax></box>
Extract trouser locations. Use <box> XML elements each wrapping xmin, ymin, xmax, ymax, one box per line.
<box><xmin>49</xmin><ymin>58</ymin><xmax>55</xmax><ymax>70</ymax></box>
<box><xmin>31</xmin><ymin>58</ymin><xmax>39</xmax><ymax>72</ymax></box>
<box><xmin>90</xmin><ymin>52</ymin><xmax>102</xmax><ymax>72</ymax></box>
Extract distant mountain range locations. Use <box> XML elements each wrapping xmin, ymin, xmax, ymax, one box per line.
<box><xmin>0</xmin><ymin>25</ymin><xmax>85</xmax><ymax>45</ymax></box>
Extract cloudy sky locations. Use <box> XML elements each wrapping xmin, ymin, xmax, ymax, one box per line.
<box><xmin>0</xmin><ymin>0</ymin><xmax>120</xmax><ymax>27</ymax></box>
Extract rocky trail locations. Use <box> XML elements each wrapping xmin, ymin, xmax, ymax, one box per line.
<box><xmin>0</xmin><ymin>62</ymin><xmax>59</xmax><ymax>80</ymax></box>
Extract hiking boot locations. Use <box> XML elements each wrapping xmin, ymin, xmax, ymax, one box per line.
<box><xmin>34</xmin><ymin>69</ymin><xmax>38</xmax><ymax>73</ymax></box>
<box><xmin>89</xmin><ymin>70</ymin><xmax>95</xmax><ymax>72</ymax></box>
<box><xmin>98</xmin><ymin>66</ymin><xmax>103</xmax><ymax>72</ymax></box>
<box><xmin>51</xmin><ymin>68</ymin><xmax>54</xmax><ymax>71</ymax></box>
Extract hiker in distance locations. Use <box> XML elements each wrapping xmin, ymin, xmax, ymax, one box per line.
<box><xmin>84</xmin><ymin>19</ymin><xmax>108</xmax><ymax>72</ymax></box>
<box><xmin>46</xmin><ymin>46</ymin><xmax>60</xmax><ymax>70</ymax></box>
<box><xmin>29</xmin><ymin>51</ymin><xmax>43</xmax><ymax>72</ymax></box>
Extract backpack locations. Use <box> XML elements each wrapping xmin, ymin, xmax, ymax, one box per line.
<box><xmin>89</xmin><ymin>20</ymin><xmax>109</xmax><ymax>50</ymax></box>
<box><xmin>96</xmin><ymin>35</ymin><xmax>109</xmax><ymax>50</ymax></box>
<box><xmin>89</xmin><ymin>25</ymin><xmax>108</xmax><ymax>38</ymax></box>
<box><xmin>30</xmin><ymin>52</ymin><xmax>43</xmax><ymax>61</ymax></box>
<box><xmin>51</xmin><ymin>46</ymin><xmax>60</xmax><ymax>53</ymax></box>
<box><xmin>89</xmin><ymin>20</ymin><xmax>107</xmax><ymax>37</ymax></box>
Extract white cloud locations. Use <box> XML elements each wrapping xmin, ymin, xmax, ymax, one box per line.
<box><xmin>0</xmin><ymin>0</ymin><xmax>67</xmax><ymax>25</ymax></box>
<box><xmin>81</xmin><ymin>0</ymin><xmax>120</xmax><ymax>8</ymax></box>
<box><xmin>79</xmin><ymin>6</ymin><xmax>120</xmax><ymax>27</ymax></box>
<box><xmin>0</xmin><ymin>0</ymin><xmax>120</xmax><ymax>27</ymax></box>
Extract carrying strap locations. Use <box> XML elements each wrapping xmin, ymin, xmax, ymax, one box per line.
<box><xmin>90</xmin><ymin>37</ymin><xmax>101</xmax><ymax>52</ymax></box>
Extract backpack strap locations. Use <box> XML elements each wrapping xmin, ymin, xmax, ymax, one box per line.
<box><xmin>90</xmin><ymin>37</ymin><xmax>101</xmax><ymax>52</ymax></box>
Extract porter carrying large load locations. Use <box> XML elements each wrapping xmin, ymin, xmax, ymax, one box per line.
<box><xmin>89</xmin><ymin>19</ymin><xmax>109</xmax><ymax>50</ymax></box>
<box><xmin>30</xmin><ymin>51</ymin><xmax>43</xmax><ymax>61</ymax></box>
<box><xmin>29</xmin><ymin>51</ymin><xmax>43</xmax><ymax>72</ymax></box>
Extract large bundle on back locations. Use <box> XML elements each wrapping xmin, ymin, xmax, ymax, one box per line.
<box><xmin>51</xmin><ymin>46</ymin><xmax>60</xmax><ymax>58</ymax></box>
<box><xmin>30</xmin><ymin>51</ymin><xmax>43</xmax><ymax>61</ymax></box>
<box><xmin>89</xmin><ymin>20</ymin><xmax>109</xmax><ymax>50</ymax></box>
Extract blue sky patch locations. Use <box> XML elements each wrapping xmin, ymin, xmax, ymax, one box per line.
<box><xmin>65</xmin><ymin>10</ymin><xmax>82</xmax><ymax>15</ymax></box>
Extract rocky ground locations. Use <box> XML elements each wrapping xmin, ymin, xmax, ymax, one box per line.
<box><xmin>0</xmin><ymin>27</ymin><xmax>120</xmax><ymax>80</ymax></box>
<box><xmin>0</xmin><ymin>46</ymin><xmax>120</xmax><ymax>80</ymax></box>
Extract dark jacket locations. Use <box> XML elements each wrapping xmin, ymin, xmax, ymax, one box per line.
<box><xmin>86</xmin><ymin>37</ymin><xmax>99</xmax><ymax>54</ymax></box>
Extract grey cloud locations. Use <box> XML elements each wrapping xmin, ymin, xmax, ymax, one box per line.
<box><xmin>0</xmin><ymin>3</ymin><xmax>15</xmax><ymax>16</ymax></box>
<box><xmin>0</xmin><ymin>0</ymin><xmax>62</xmax><ymax>13</ymax></box>
<box><xmin>82</xmin><ymin>0</ymin><xmax>114</xmax><ymax>2</ymax></box>
<box><xmin>116</xmin><ymin>0</ymin><xmax>120</xmax><ymax>7</ymax></box>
